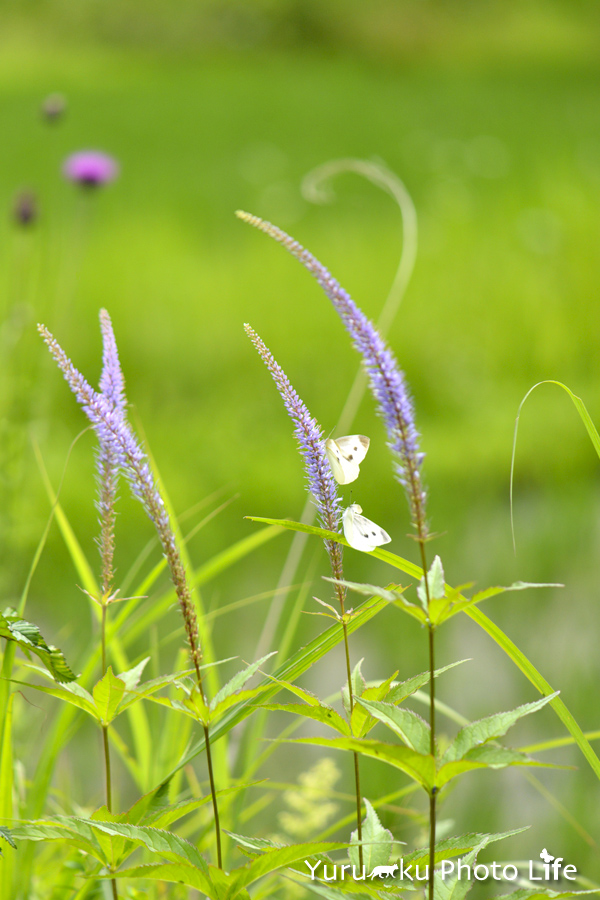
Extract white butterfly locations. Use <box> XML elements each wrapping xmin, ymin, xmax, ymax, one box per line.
<box><xmin>325</xmin><ymin>435</ymin><xmax>370</xmax><ymax>485</ymax></box>
<box><xmin>343</xmin><ymin>503</ymin><xmax>391</xmax><ymax>552</ymax></box>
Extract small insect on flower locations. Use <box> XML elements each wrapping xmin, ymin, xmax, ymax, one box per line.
<box><xmin>343</xmin><ymin>503</ymin><xmax>391</xmax><ymax>553</ymax></box>
<box><xmin>325</xmin><ymin>435</ymin><xmax>370</xmax><ymax>485</ymax></box>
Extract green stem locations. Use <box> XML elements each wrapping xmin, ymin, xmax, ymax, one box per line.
<box><xmin>428</xmin><ymin>625</ymin><xmax>436</xmax><ymax>900</ymax></box>
<box><xmin>192</xmin><ymin>654</ymin><xmax>222</xmax><ymax>869</ymax></box>
<box><xmin>342</xmin><ymin>618</ymin><xmax>364</xmax><ymax>872</ymax></box>
<box><xmin>418</xmin><ymin>540</ymin><xmax>436</xmax><ymax>900</ymax></box>
<box><xmin>203</xmin><ymin>723</ymin><xmax>223</xmax><ymax>868</ymax></box>
<box><xmin>101</xmin><ymin>603</ymin><xmax>119</xmax><ymax>900</ymax></box>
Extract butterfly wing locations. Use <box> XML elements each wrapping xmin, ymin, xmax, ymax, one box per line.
<box><xmin>326</xmin><ymin>435</ymin><xmax>370</xmax><ymax>485</ymax></box>
<box><xmin>343</xmin><ymin>503</ymin><xmax>391</xmax><ymax>552</ymax></box>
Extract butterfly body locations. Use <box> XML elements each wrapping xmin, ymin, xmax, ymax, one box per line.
<box><xmin>325</xmin><ymin>435</ymin><xmax>370</xmax><ymax>484</ymax></box>
<box><xmin>343</xmin><ymin>503</ymin><xmax>391</xmax><ymax>552</ymax></box>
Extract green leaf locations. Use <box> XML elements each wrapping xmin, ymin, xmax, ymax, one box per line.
<box><xmin>226</xmin><ymin>841</ymin><xmax>347</xmax><ymax>896</ymax></box>
<box><xmin>404</xmin><ymin>827</ymin><xmax>528</xmax><ymax>865</ymax></box>
<box><xmin>342</xmin><ymin>658</ymin><xmax>367</xmax><ymax>719</ymax></box>
<box><xmin>116</xmin><ymin>668</ymin><xmax>197</xmax><ymax>713</ymax></box>
<box><xmin>0</xmin><ymin>827</ymin><xmax>16</xmax><ymax>852</ymax></box>
<box><xmin>10</xmin><ymin>819</ymin><xmax>107</xmax><ymax>863</ymax></box>
<box><xmin>357</xmin><ymin>699</ymin><xmax>431</xmax><ymax>755</ymax></box>
<box><xmin>349</xmin><ymin>798</ymin><xmax>393</xmax><ymax>872</ymax></box>
<box><xmin>431</xmin><ymin>837</ymin><xmax>488</xmax><ymax>900</ymax></box>
<box><xmin>262</xmin><ymin>703</ymin><xmax>350</xmax><ymax>735</ymax></box>
<box><xmin>350</xmin><ymin>670</ymin><xmax>398</xmax><ymax>737</ymax></box>
<box><xmin>76</xmin><ymin>818</ymin><xmax>208</xmax><ymax>870</ymax></box>
<box><xmin>0</xmin><ymin>610</ymin><xmax>76</xmax><ymax>683</ymax></box>
<box><xmin>209</xmin><ymin>653</ymin><xmax>276</xmax><ymax>713</ymax></box>
<box><xmin>118</xmin><ymin>658</ymin><xmax>150</xmax><ymax>691</ymax></box>
<box><xmin>8</xmin><ymin>678</ymin><xmax>97</xmax><ymax>718</ymax></box>
<box><xmin>417</xmin><ymin>555</ymin><xmax>445</xmax><ymax>612</ymax></box>
<box><xmin>386</xmin><ymin>661</ymin><xmax>468</xmax><ymax>705</ymax></box>
<box><xmin>93</xmin><ymin>667</ymin><xmax>126</xmax><ymax>725</ymax></box>
<box><xmin>105</xmin><ymin>862</ymin><xmax>214</xmax><ymax>896</ymax></box>
<box><xmin>438</xmin><ymin>749</ymin><xmax>557</xmax><ymax>788</ymax></box>
<box><xmin>286</xmin><ymin>736</ymin><xmax>434</xmax><ymax>790</ymax></box>
<box><xmin>442</xmin><ymin>694</ymin><xmax>558</xmax><ymax>763</ymax></box>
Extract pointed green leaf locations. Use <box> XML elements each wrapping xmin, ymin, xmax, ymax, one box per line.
<box><xmin>75</xmin><ymin>818</ymin><xmax>209</xmax><ymax>870</ymax></box>
<box><xmin>227</xmin><ymin>841</ymin><xmax>347</xmax><ymax>895</ymax></box>
<box><xmin>118</xmin><ymin>658</ymin><xmax>150</xmax><ymax>691</ymax></box>
<box><xmin>210</xmin><ymin>685</ymin><xmax>273</xmax><ymax>718</ymax></box>
<box><xmin>285</xmin><ymin>736</ymin><xmax>434</xmax><ymax>790</ymax></box>
<box><xmin>357</xmin><ymin>699</ymin><xmax>431</xmax><ymax>754</ymax></box>
<box><xmin>443</xmin><ymin>694</ymin><xmax>559</xmax><ymax>763</ymax></box>
<box><xmin>116</xmin><ymin>668</ymin><xmax>197</xmax><ymax>713</ymax></box>
<box><xmin>404</xmin><ymin>827</ymin><xmax>529</xmax><ymax>865</ymax></box>
<box><xmin>349</xmin><ymin>798</ymin><xmax>393</xmax><ymax>871</ymax></box>
<box><xmin>342</xmin><ymin>658</ymin><xmax>367</xmax><ymax>719</ymax></box>
<box><xmin>262</xmin><ymin>703</ymin><xmax>350</xmax><ymax>735</ymax></box>
<box><xmin>209</xmin><ymin>653</ymin><xmax>276</xmax><ymax>712</ymax></box>
<box><xmin>387</xmin><ymin>661</ymin><xmax>468</xmax><ymax>705</ymax></box>
<box><xmin>350</xmin><ymin>670</ymin><xmax>398</xmax><ymax>737</ymax></box>
<box><xmin>438</xmin><ymin>747</ymin><xmax>559</xmax><ymax>787</ymax></box>
<box><xmin>8</xmin><ymin>678</ymin><xmax>97</xmax><ymax>718</ymax></box>
<box><xmin>0</xmin><ymin>610</ymin><xmax>76</xmax><ymax>683</ymax></box>
<box><xmin>9</xmin><ymin>819</ymin><xmax>107</xmax><ymax>863</ymax></box>
<box><xmin>432</xmin><ymin>838</ymin><xmax>488</xmax><ymax>900</ymax></box>
<box><xmin>93</xmin><ymin>667</ymin><xmax>127</xmax><ymax>725</ymax></box>
<box><xmin>104</xmin><ymin>862</ymin><xmax>214</xmax><ymax>896</ymax></box>
<box><xmin>417</xmin><ymin>555</ymin><xmax>445</xmax><ymax>612</ymax></box>
<box><xmin>0</xmin><ymin>828</ymin><xmax>16</xmax><ymax>851</ymax></box>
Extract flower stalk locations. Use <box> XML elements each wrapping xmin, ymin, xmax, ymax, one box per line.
<box><xmin>239</xmin><ymin>218</ymin><xmax>435</xmax><ymax>887</ymax></box>
<box><xmin>245</xmin><ymin>324</ymin><xmax>364</xmax><ymax>868</ymax></box>
<box><xmin>39</xmin><ymin>314</ymin><xmax>222</xmax><ymax>868</ymax></box>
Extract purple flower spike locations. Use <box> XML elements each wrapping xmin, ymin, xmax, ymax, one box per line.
<box><xmin>245</xmin><ymin>324</ymin><xmax>344</xmax><ymax>575</ymax></box>
<box><xmin>96</xmin><ymin>310</ymin><xmax>127</xmax><ymax>594</ymax></box>
<box><xmin>39</xmin><ymin>320</ymin><xmax>203</xmax><ymax>673</ymax></box>
<box><xmin>63</xmin><ymin>151</ymin><xmax>119</xmax><ymax>187</ymax></box>
<box><xmin>238</xmin><ymin>211</ymin><xmax>428</xmax><ymax>541</ymax></box>
<box><xmin>99</xmin><ymin>309</ymin><xmax>127</xmax><ymax>416</ymax></box>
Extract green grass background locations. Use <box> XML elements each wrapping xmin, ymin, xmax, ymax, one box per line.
<box><xmin>1</xmin><ymin>0</ymin><xmax>599</xmax><ymax>884</ymax></box>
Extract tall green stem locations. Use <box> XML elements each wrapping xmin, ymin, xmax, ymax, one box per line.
<box><xmin>418</xmin><ymin>541</ymin><xmax>436</xmax><ymax>900</ymax></box>
<box><xmin>100</xmin><ymin>600</ymin><xmax>119</xmax><ymax>900</ymax></box>
<box><xmin>341</xmin><ymin>617</ymin><xmax>364</xmax><ymax>871</ymax></box>
<box><xmin>191</xmin><ymin>655</ymin><xmax>222</xmax><ymax>868</ymax></box>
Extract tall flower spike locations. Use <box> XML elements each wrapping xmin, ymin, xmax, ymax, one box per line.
<box><xmin>238</xmin><ymin>211</ymin><xmax>428</xmax><ymax>542</ymax></box>
<box><xmin>39</xmin><ymin>322</ymin><xmax>203</xmax><ymax>674</ymax></box>
<box><xmin>95</xmin><ymin>310</ymin><xmax>127</xmax><ymax>596</ymax></box>
<box><xmin>246</xmin><ymin>324</ymin><xmax>368</xmax><ymax>867</ymax></box>
<box><xmin>244</xmin><ymin>324</ymin><xmax>343</xmax><ymax>573</ymax></box>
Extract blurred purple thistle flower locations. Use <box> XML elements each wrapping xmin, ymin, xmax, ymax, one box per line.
<box><xmin>245</xmin><ymin>324</ymin><xmax>344</xmax><ymax>578</ymax></box>
<box><xmin>238</xmin><ymin>211</ymin><xmax>428</xmax><ymax>542</ymax></box>
<box><xmin>63</xmin><ymin>151</ymin><xmax>119</xmax><ymax>188</ymax></box>
<box><xmin>39</xmin><ymin>321</ymin><xmax>202</xmax><ymax>672</ymax></box>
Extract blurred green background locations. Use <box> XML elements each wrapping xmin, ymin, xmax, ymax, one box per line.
<box><xmin>1</xmin><ymin>0</ymin><xmax>600</xmax><ymax>886</ymax></box>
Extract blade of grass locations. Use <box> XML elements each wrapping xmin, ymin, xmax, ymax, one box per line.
<box><xmin>511</xmin><ymin>380</ymin><xmax>600</xmax><ymax>552</ymax></box>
